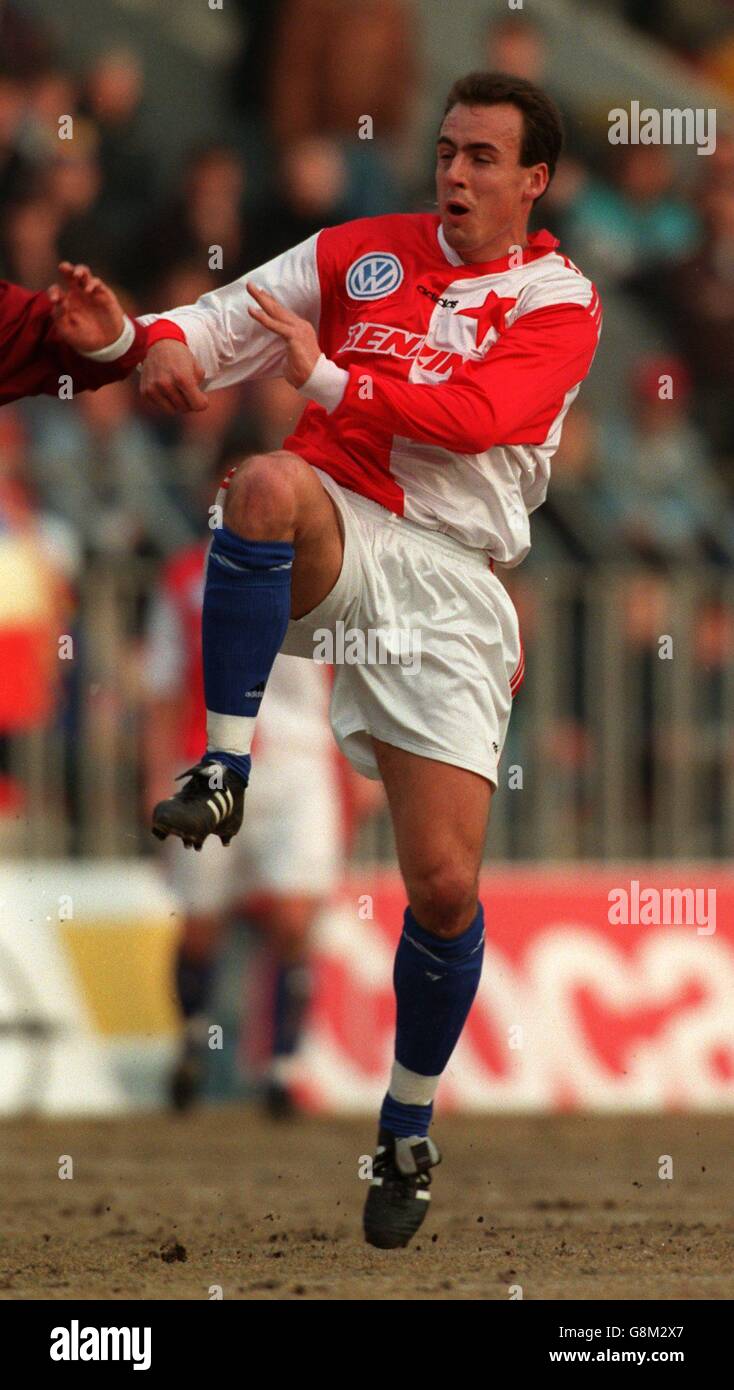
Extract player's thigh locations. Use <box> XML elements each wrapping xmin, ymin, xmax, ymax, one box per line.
<box><xmin>290</xmin><ymin>459</ymin><xmax>347</xmax><ymax>619</ymax></box>
<box><xmin>372</xmin><ymin>738</ymin><xmax>491</xmax><ymax>908</ymax></box>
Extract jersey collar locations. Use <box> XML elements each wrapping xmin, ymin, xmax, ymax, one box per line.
<box><xmin>436</xmin><ymin>221</ymin><xmax>559</xmax><ymax>273</ymax></box>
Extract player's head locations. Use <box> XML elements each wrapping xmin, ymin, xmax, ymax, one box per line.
<box><xmin>436</xmin><ymin>72</ymin><xmax>563</xmax><ymax>261</ymax></box>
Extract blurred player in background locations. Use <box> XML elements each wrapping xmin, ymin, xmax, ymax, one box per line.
<box><xmin>141</xmin><ymin>72</ymin><xmax>600</xmax><ymax>1248</ymax></box>
<box><xmin>144</xmin><ymin>455</ymin><xmax>380</xmax><ymax>1117</ymax></box>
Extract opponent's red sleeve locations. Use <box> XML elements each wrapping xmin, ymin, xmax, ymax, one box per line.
<box><xmin>328</xmin><ymin>301</ymin><xmax>601</xmax><ymax>454</ymax></box>
<box><xmin>0</xmin><ymin>281</ymin><xmax>183</xmax><ymax>405</ymax></box>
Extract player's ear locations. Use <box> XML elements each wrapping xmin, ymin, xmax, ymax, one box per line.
<box><xmin>528</xmin><ymin>163</ymin><xmax>549</xmax><ymax>202</ymax></box>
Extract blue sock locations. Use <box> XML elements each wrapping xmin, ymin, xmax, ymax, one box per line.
<box><xmin>379</xmin><ymin>904</ymin><xmax>485</xmax><ymax>1139</ymax></box>
<box><xmin>380</xmin><ymin>1094</ymin><xmax>434</xmax><ymax>1140</ymax></box>
<box><xmin>202</xmin><ymin>526</ymin><xmax>294</xmax><ymax>782</ymax></box>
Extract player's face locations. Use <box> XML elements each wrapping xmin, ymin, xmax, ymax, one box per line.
<box><xmin>436</xmin><ymin>102</ymin><xmax>548</xmax><ymax>262</ymax></box>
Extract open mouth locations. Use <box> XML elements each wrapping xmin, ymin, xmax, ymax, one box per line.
<box><xmin>446</xmin><ymin>200</ymin><xmax>470</xmax><ymax>219</ymax></box>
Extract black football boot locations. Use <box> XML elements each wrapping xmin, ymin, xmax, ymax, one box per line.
<box><xmin>151</xmin><ymin>761</ymin><xmax>246</xmax><ymax>850</ymax></box>
<box><xmin>363</xmin><ymin>1130</ymin><xmax>441</xmax><ymax>1249</ymax></box>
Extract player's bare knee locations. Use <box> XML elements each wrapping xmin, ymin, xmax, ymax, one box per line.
<box><xmin>223</xmin><ymin>452</ymin><xmax>302</xmax><ymax>539</ymax></box>
<box><xmin>408</xmin><ymin>865</ymin><xmax>478</xmax><ymax>939</ymax></box>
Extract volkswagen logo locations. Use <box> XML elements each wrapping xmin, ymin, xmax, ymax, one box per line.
<box><xmin>346</xmin><ymin>253</ymin><xmax>404</xmax><ymax>301</ymax></box>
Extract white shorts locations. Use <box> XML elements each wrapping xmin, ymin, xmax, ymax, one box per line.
<box><xmin>280</xmin><ymin>469</ymin><xmax>523</xmax><ymax>787</ymax></box>
<box><xmin>167</xmin><ymin>747</ymin><xmax>342</xmax><ymax>916</ymax></box>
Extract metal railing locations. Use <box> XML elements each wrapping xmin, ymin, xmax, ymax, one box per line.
<box><xmin>4</xmin><ymin>562</ymin><xmax>733</xmax><ymax>862</ymax></box>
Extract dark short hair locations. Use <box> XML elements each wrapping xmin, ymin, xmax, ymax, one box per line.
<box><xmin>441</xmin><ymin>72</ymin><xmax>563</xmax><ymax>189</ymax></box>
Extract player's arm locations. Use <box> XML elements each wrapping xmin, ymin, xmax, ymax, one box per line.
<box><xmin>0</xmin><ymin>267</ymin><xmax>152</xmax><ymax>403</ymax></box>
<box><xmin>139</xmin><ymin>234</ymin><xmax>322</xmax><ymax>413</ymax></box>
<box><xmin>306</xmin><ymin>299</ymin><xmax>602</xmax><ymax>452</ymax></box>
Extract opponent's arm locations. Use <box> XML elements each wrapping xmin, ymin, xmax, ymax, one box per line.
<box><xmin>0</xmin><ymin>266</ymin><xmax>154</xmax><ymax>403</ymax></box>
<box><xmin>139</xmin><ymin>233</ymin><xmax>322</xmax><ymax>413</ymax></box>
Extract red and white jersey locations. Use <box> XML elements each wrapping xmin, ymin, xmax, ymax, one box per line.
<box><xmin>146</xmin><ymin>214</ymin><xmax>601</xmax><ymax>564</ymax></box>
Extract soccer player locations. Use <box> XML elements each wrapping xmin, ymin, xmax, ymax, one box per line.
<box><xmin>144</xmin><ymin>519</ymin><xmax>344</xmax><ymax>1118</ymax></box>
<box><xmin>141</xmin><ymin>72</ymin><xmax>601</xmax><ymax>1248</ymax></box>
<box><xmin>0</xmin><ymin>263</ymin><xmax>174</xmax><ymax>404</ymax></box>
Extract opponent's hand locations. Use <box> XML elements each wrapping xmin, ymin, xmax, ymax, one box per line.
<box><xmin>247</xmin><ymin>281</ymin><xmax>321</xmax><ymax>387</ymax></box>
<box><xmin>48</xmin><ymin>261</ymin><xmax>125</xmax><ymax>354</ymax></box>
<box><xmin>139</xmin><ymin>339</ymin><xmax>209</xmax><ymax>413</ymax></box>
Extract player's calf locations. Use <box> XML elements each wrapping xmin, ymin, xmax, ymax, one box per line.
<box><xmin>363</xmin><ymin>901</ymin><xmax>485</xmax><ymax>1248</ymax></box>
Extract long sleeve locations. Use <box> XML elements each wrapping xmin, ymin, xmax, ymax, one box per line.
<box><xmin>141</xmin><ymin>233</ymin><xmax>322</xmax><ymax>390</ymax></box>
<box><xmin>323</xmin><ymin>301</ymin><xmax>601</xmax><ymax>454</ymax></box>
<box><xmin>0</xmin><ymin>281</ymin><xmax>149</xmax><ymax>405</ymax></box>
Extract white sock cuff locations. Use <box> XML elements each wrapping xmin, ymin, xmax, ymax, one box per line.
<box><xmin>388</xmin><ymin>1059</ymin><xmax>441</xmax><ymax>1107</ymax></box>
<box><xmin>206</xmin><ymin>710</ymin><xmax>258</xmax><ymax>757</ymax></box>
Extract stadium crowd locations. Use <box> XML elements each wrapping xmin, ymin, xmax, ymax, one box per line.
<box><xmin>0</xmin><ymin>0</ymin><xmax>732</xmax><ymax>854</ymax></box>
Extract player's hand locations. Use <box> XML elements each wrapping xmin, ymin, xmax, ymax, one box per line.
<box><xmin>139</xmin><ymin>340</ymin><xmax>209</xmax><ymax>413</ymax></box>
<box><xmin>48</xmin><ymin>262</ymin><xmax>125</xmax><ymax>354</ymax></box>
<box><xmin>247</xmin><ymin>282</ymin><xmax>321</xmax><ymax>388</ymax></box>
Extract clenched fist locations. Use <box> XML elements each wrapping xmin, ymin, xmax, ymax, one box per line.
<box><xmin>140</xmin><ymin>339</ymin><xmax>209</xmax><ymax>413</ymax></box>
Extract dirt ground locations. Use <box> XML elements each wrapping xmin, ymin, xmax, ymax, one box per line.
<box><xmin>0</xmin><ymin>1110</ymin><xmax>732</xmax><ymax>1300</ymax></box>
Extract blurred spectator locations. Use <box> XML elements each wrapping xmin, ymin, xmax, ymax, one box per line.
<box><xmin>268</xmin><ymin>0</ymin><xmax>414</xmax><ymax>212</ymax></box>
<box><xmin>600</xmin><ymin>356</ymin><xmax>734</xmax><ymax>564</ymax></box>
<box><xmin>0</xmin><ymin>2</ymin><xmax>55</xmax><ymax>81</ymax></box>
<box><xmin>81</xmin><ymin>48</ymin><xmax>155</xmax><ymax>252</ymax></box>
<box><xmin>485</xmin><ymin>12</ymin><xmax>546</xmax><ymax>84</ymax></box>
<box><xmin>0</xmin><ymin>196</ymin><xmax>60</xmax><ymax>287</ymax></box>
<box><xmin>658</xmin><ymin>187</ymin><xmax>734</xmax><ymax>455</ymax></box>
<box><xmin>24</xmin><ymin>378</ymin><xmax>192</xmax><ymax>559</ymax></box>
<box><xmin>20</xmin><ymin>68</ymin><xmax>80</xmax><ymax>166</ymax></box>
<box><xmin>150</xmin><ymin>261</ymin><xmax>219</xmax><ymax>319</ymax></box>
<box><xmin>248</xmin><ymin>135</ymin><xmax>356</xmax><ymax>262</ymax></box>
<box><xmin>135</xmin><ymin>144</ymin><xmax>248</xmax><ymax>294</ymax></box>
<box><xmin>697</xmin><ymin>128</ymin><xmax>734</xmax><ymax>197</ymax></box>
<box><xmin>270</xmin><ymin>0</ymin><xmax>416</xmax><ymax>145</ymax></box>
<box><xmin>530</xmin><ymin>406</ymin><xmax>622</xmax><ymax>566</ymax></box>
<box><xmin>699</xmin><ymin>25</ymin><xmax>734</xmax><ymax>98</ymax></box>
<box><xmin>621</xmin><ymin>0</ymin><xmax>729</xmax><ymax>60</ymax></box>
<box><xmin>483</xmin><ymin>13</ymin><xmax>593</xmax><ymax>161</ymax></box>
<box><xmin>48</xmin><ymin>122</ymin><xmax>115</xmax><ymax>276</ymax></box>
<box><xmin>230</xmin><ymin>0</ymin><xmax>287</xmax><ymax>123</ymax></box>
<box><xmin>564</xmin><ymin>145</ymin><xmax>700</xmax><ymax>289</ymax></box>
<box><xmin>0</xmin><ymin>76</ymin><xmax>32</xmax><ymax>205</ymax></box>
<box><xmin>0</xmin><ymin>408</ymin><xmax>72</xmax><ymax>846</ymax></box>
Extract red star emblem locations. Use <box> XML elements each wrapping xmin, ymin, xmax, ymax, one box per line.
<box><xmin>456</xmin><ymin>292</ymin><xmax>517</xmax><ymax>351</ymax></box>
